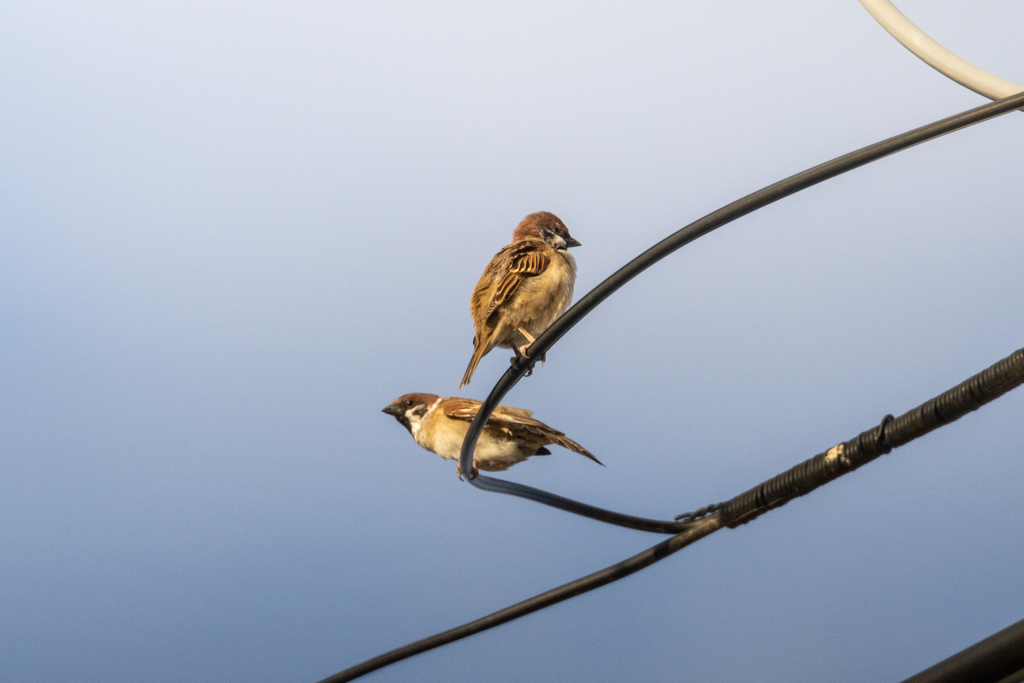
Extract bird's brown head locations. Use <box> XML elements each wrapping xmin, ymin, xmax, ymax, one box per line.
<box><xmin>382</xmin><ymin>393</ymin><xmax>439</xmax><ymax>432</ymax></box>
<box><xmin>512</xmin><ymin>211</ymin><xmax>581</xmax><ymax>250</ymax></box>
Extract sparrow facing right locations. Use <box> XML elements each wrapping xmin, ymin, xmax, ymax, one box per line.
<box><xmin>460</xmin><ymin>211</ymin><xmax>581</xmax><ymax>389</ymax></box>
<box><xmin>382</xmin><ymin>393</ymin><xmax>602</xmax><ymax>478</ymax></box>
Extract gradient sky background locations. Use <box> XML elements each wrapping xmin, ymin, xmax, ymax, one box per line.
<box><xmin>1</xmin><ymin>2</ymin><xmax>1022</xmax><ymax>682</ymax></box>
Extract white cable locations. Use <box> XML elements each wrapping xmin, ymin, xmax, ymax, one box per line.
<box><xmin>858</xmin><ymin>0</ymin><xmax>1023</xmax><ymax>101</ymax></box>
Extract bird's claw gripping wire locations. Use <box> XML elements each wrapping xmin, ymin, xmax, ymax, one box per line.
<box><xmin>510</xmin><ymin>355</ymin><xmax>536</xmax><ymax>377</ymax></box>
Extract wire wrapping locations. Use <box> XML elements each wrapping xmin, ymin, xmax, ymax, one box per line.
<box><xmin>458</xmin><ymin>88</ymin><xmax>1024</xmax><ymax>533</ymax></box>
<box><xmin>679</xmin><ymin>347</ymin><xmax>1024</xmax><ymax>527</ymax></box>
<box><xmin>324</xmin><ymin>90</ymin><xmax>1024</xmax><ymax>683</ymax></box>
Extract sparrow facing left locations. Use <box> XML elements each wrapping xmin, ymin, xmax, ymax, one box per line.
<box><xmin>382</xmin><ymin>393</ymin><xmax>602</xmax><ymax>478</ymax></box>
<box><xmin>460</xmin><ymin>211</ymin><xmax>581</xmax><ymax>389</ymax></box>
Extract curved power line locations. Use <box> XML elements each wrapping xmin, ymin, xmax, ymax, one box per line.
<box><xmin>857</xmin><ymin>0</ymin><xmax>1023</xmax><ymax>101</ymax></box>
<box><xmin>325</xmin><ymin>343</ymin><xmax>1024</xmax><ymax>682</ymax></box>
<box><xmin>457</xmin><ymin>90</ymin><xmax>1024</xmax><ymax>532</ymax></box>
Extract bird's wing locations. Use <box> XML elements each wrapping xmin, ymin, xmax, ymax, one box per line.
<box><xmin>443</xmin><ymin>399</ymin><xmax>602</xmax><ymax>466</ymax></box>
<box><xmin>483</xmin><ymin>241</ymin><xmax>550</xmax><ymax>320</ymax></box>
<box><xmin>443</xmin><ymin>399</ymin><xmax>534</xmax><ymax>423</ymax></box>
<box><xmin>441</xmin><ymin>397</ymin><xmax>484</xmax><ymax>421</ymax></box>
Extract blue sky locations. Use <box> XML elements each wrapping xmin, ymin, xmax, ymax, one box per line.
<box><xmin>1</xmin><ymin>2</ymin><xmax>1022</xmax><ymax>681</ymax></box>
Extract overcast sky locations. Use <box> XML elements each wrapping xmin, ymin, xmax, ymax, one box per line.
<box><xmin>1</xmin><ymin>2</ymin><xmax>1022</xmax><ymax>682</ymax></box>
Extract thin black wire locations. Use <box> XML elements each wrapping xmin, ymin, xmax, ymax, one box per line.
<box><xmin>458</xmin><ymin>89</ymin><xmax>1024</xmax><ymax>532</ymax></box>
<box><xmin>324</xmin><ymin>344</ymin><xmax>1024</xmax><ymax>682</ymax></box>
<box><xmin>320</xmin><ymin>516</ymin><xmax>721</xmax><ymax>683</ymax></box>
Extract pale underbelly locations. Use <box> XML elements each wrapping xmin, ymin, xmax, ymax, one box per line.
<box><xmin>425</xmin><ymin>427</ymin><xmax>531</xmax><ymax>470</ymax></box>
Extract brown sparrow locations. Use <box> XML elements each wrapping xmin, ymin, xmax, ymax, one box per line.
<box><xmin>460</xmin><ymin>211</ymin><xmax>581</xmax><ymax>389</ymax></box>
<box><xmin>382</xmin><ymin>393</ymin><xmax>602</xmax><ymax>478</ymax></box>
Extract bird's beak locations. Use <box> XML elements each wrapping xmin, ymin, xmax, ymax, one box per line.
<box><xmin>381</xmin><ymin>404</ymin><xmax>403</xmax><ymax>417</ymax></box>
<box><xmin>564</xmin><ymin>236</ymin><xmax>582</xmax><ymax>248</ymax></box>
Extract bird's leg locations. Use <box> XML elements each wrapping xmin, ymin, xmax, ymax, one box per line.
<box><xmin>512</xmin><ymin>327</ymin><xmax>538</xmax><ymax>376</ymax></box>
<box><xmin>515</xmin><ymin>327</ymin><xmax>537</xmax><ymax>358</ymax></box>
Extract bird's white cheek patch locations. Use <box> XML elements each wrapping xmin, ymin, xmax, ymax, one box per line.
<box><xmin>408</xmin><ymin>414</ymin><xmax>423</xmax><ymax>439</ymax></box>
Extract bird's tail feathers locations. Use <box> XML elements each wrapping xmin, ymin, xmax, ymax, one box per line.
<box><xmin>552</xmin><ymin>434</ymin><xmax>603</xmax><ymax>467</ymax></box>
<box><xmin>460</xmin><ymin>338</ymin><xmax>486</xmax><ymax>390</ymax></box>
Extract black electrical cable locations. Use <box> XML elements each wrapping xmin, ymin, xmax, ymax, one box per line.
<box><xmin>319</xmin><ymin>516</ymin><xmax>720</xmax><ymax>683</ymax></box>
<box><xmin>324</xmin><ymin>344</ymin><xmax>1024</xmax><ymax>682</ymax></box>
<box><xmin>899</xmin><ymin>617</ymin><xmax>1024</xmax><ymax>683</ymax></box>
<box><xmin>675</xmin><ymin>346</ymin><xmax>1024</xmax><ymax>526</ymax></box>
<box><xmin>457</xmin><ymin>89</ymin><xmax>1024</xmax><ymax>532</ymax></box>
<box><xmin>467</xmin><ymin>474</ymin><xmax>693</xmax><ymax>534</ymax></box>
